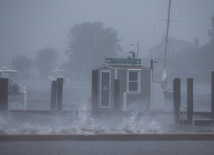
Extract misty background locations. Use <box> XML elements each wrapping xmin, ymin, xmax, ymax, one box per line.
<box><xmin>0</xmin><ymin>0</ymin><xmax>214</xmax><ymax>83</ymax></box>
<box><xmin>0</xmin><ymin>1</ymin><xmax>214</xmax><ymax>143</ymax></box>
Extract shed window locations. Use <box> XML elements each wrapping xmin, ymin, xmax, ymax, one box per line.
<box><xmin>127</xmin><ymin>71</ymin><xmax>141</xmax><ymax>93</ymax></box>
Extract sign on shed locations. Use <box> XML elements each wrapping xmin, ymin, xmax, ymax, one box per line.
<box><xmin>105</xmin><ymin>58</ymin><xmax>141</xmax><ymax>65</ymax></box>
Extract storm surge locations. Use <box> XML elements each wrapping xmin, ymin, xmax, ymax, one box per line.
<box><xmin>0</xmin><ymin>105</ymin><xmax>163</xmax><ymax>135</ymax></box>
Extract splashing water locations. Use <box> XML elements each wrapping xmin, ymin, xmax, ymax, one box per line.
<box><xmin>0</xmin><ymin>106</ymin><xmax>163</xmax><ymax>135</ymax></box>
<box><xmin>120</xmin><ymin>112</ymin><xmax>161</xmax><ymax>134</ymax></box>
<box><xmin>71</xmin><ymin>104</ymin><xmax>103</xmax><ymax>134</ymax></box>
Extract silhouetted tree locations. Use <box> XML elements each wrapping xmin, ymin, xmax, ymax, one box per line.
<box><xmin>35</xmin><ymin>47</ymin><xmax>58</xmax><ymax>78</ymax></box>
<box><xmin>201</xmin><ymin>14</ymin><xmax>214</xmax><ymax>74</ymax></box>
<box><xmin>11</xmin><ymin>55</ymin><xmax>33</xmax><ymax>77</ymax></box>
<box><xmin>66</xmin><ymin>21</ymin><xmax>122</xmax><ymax>79</ymax></box>
<box><xmin>208</xmin><ymin>14</ymin><xmax>214</xmax><ymax>43</ymax></box>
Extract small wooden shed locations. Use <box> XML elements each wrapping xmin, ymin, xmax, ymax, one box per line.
<box><xmin>91</xmin><ymin>58</ymin><xmax>152</xmax><ymax>113</ymax></box>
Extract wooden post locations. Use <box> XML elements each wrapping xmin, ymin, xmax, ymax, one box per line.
<box><xmin>0</xmin><ymin>78</ymin><xmax>8</xmax><ymax>111</ymax></box>
<box><xmin>211</xmin><ymin>71</ymin><xmax>214</xmax><ymax>119</ymax></box>
<box><xmin>114</xmin><ymin>79</ymin><xmax>120</xmax><ymax>111</ymax></box>
<box><xmin>187</xmin><ymin>78</ymin><xmax>193</xmax><ymax>125</ymax></box>
<box><xmin>50</xmin><ymin>80</ymin><xmax>57</xmax><ymax>110</ymax></box>
<box><xmin>56</xmin><ymin>78</ymin><xmax>63</xmax><ymax>111</ymax></box>
<box><xmin>150</xmin><ymin>59</ymin><xmax>153</xmax><ymax>82</ymax></box>
<box><xmin>91</xmin><ymin>70</ymin><xmax>98</xmax><ymax>114</ymax></box>
<box><xmin>173</xmin><ymin>78</ymin><xmax>181</xmax><ymax>124</ymax></box>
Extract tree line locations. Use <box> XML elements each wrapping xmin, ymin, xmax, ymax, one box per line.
<box><xmin>11</xmin><ymin>47</ymin><xmax>58</xmax><ymax>79</ymax></box>
<box><xmin>152</xmin><ymin>14</ymin><xmax>214</xmax><ymax>83</ymax></box>
<box><xmin>10</xmin><ymin>21</ymin><xmax>121</xmax><ymax>80</ymax></box>
<box><xmin>11</xmin><ymin>14</ymin><xmax>214</xmax><ymax>82</ymax></box>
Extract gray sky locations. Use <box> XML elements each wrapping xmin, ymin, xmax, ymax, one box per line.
<box><xmin>0</xmin><ymin>0</ymin><xmax>214</xmax><ymax>67</ymax></box>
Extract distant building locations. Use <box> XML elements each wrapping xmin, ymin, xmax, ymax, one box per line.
<box><xmin>148</xmin><ymin>38</ymin><xmax>199</xmax><ymax>59</ymax></box>
<box><xmin>148</xmin><ymin>37</ymin><xmax>200</xmax><ymax>82</ymax></box>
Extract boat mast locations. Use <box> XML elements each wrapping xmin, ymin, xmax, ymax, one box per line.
<box><xmin>162</xmin><ymin>0</ymin><xmax>171</xmax><ymax>89</ymax></box>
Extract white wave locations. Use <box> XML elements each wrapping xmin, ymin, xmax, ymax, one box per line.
<box><xmin>0</xmin><ymin>108</ymin><xmax>162</xmax><ymax>135</ymax></box>
<box><xmin>120</xmin><ymin>112</ymin><xmax>161</xmax><ymax>134</ymax></box>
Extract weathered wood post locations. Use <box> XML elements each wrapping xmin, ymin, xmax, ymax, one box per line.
<box><xmin>50</xmin><ymin>80</ymin><xmax>57</xmax><ymax>110</ymax></box>
<box><xmin>173</xmin><ymin>78</ymin><xmax>181</xmax><ymax>124</ymax></box>
<box><xmin>150</xmin><ymin>59</ymin><xmax>153</xmax><ymax>82</ymax></box>
<box><xmin>187</xmin><ymin>78</ymin><xmax>193</xmax><ymax>125</ymax></box>
<box><xmin>56</xmin><ymin>78</ymin><xmax>63</xmax><ymax>111</ymax></box>
<box><xmin>114</xmin><ymin>79</ymin><xmax>120</xmax><ymax>111</ymax></box>
<box><xmin>91</xmin><ymin>70</ymin><xmax>98</xmax><ymax>114</ymax></box>
<box><xmin>211</xmin><ymin>71</ymin><xmax>214</xmax><ymax>119</ymax></box>
<box><xmin>0</xmin><ymin>78</ymin><xmax>8</xmax><ymax>111</ymax></box>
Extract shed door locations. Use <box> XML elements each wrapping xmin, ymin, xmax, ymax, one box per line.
<box><xmin>100</xmin><ymin>71</ymin><xmax>111</xmax><ymax>108</ymax></box>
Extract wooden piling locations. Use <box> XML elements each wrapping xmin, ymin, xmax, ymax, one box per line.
<box><xmin>173</xmin><ymin>78</ymin><xmax>181</xmax><ymax>124</ymax></box>
<box><xmin>150</xmin><ymin>59</ymin><xmax>153</xmax><ymax>82</ymax></box>
<box><xmin>50</xmin><ymin>80</ymin><xmax>57</xmax><ymax>110</ymax></box>
<box><xmin>187</xmin><ymin>78</ymin><xmax>193</xmax><ymax>125</ymax></box>
<box><xmin>0</xmin><ymin>78</ymin><xmax>8</xmax><ymax>111</ymax></box>
<box><xmin>91</xmin><ymin>70</ymin><xmax>98</xmax><ymax>114</ymax></box>
<box><xmin>56</xmin><ymin>78</ymin><xmax>63</xmax><ymax>111</ymax></box>
<box><xmin>114</xmin><ymin>79</ymin><xmax>120</xmax><ymax>111</ymax></box>
<box><xmin>211</xmin><ymin>71</ymin><xmax>214</xmax><ymax>119</ymax></box>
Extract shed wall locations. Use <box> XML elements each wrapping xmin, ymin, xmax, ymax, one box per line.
<box><xmin>95</xmin><ymin>67</ymin><xmax>151</xmax><ymax>112</ymax></box>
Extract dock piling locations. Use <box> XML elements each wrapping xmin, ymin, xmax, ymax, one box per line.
<box><xmin>56</xmin><ymin>78</ymin><xmax>63</xmax><ymax>111</ymax></box>
<box><xmin>50</xmin><ymin>80</ymin><xmax>57</xmax><ymax>110</ymax></box>
<box><xmin>173</xmin><ymin>78</ymin><xmax>181</xmax><ymax>124</ymax></box>
<box><xmin>187</xmin><ymin>78</ymin><xmax>193</xmax><ymax>124</ymax></box>
<box><xmin>211</xmin><ymin>71</ymin><xmax>214</xmax><ymax>119</ymax></box>
<box><xmin>0</xmin><ymin>78</ymin><xmax>8</xmax><ymax>111</ymax></box>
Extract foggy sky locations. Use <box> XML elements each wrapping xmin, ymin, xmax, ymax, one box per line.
<box><xmin>0</xmin><ymin>0</ymin><xmax>214</xmax><ymax>67</ymax></box>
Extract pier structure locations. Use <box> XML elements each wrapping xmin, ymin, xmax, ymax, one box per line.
<box><xmin>174</xmin><ymin>71</ymin><xmax>214</xmax><ymax>126</ymax></box>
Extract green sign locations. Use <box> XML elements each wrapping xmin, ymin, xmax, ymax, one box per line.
<box><xmin>106</xmin><ymin>58</ymin><xmax>141</xmax><ymax>65</ymax></box>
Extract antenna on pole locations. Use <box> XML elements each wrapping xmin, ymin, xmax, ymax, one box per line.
<box><xmin>136</xmin><ymin>42</ymin><xmax>139</xmax><ymax>57</ymax></box>
<box><xmin>129</xmin><ymin>43</ymin><xmax>135</xmax><ymax>59</ymax></box>
<box><xmin>128</xmin><ymin>42</ymin><xmax>140</xmax><ymax>59</ymax></box>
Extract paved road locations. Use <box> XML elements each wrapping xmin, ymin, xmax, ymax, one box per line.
<box><xmin>0</xmin><ymin>141</ymin><xmax>214</xmax><ymax>155</ymax></box>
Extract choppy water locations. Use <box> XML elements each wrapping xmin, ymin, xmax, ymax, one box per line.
<box><xmin>2</xmin><ymin>80</ymin><xmax>214</xmax><ymax>135</ymax></box>
<box><xmin>0</xmin><ymin>106</ymin><xmax>165</xmax><ymax>135</ymax></box>
<box><xmin>1</xmin><ymin>107</ymin><xmax>213</xmax><ymax>135</ymax></box>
